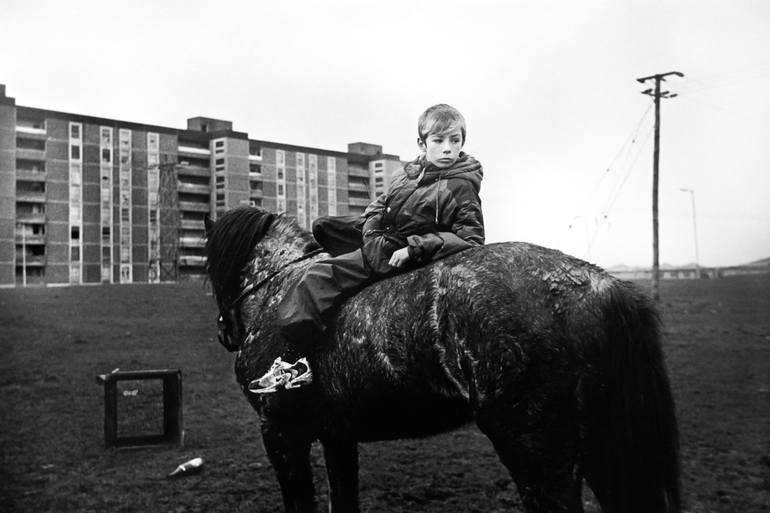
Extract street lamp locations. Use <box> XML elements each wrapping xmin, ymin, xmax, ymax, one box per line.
<box><xmin>679</xmin><ymin>188</ymin><xmax>700</xmax><ymax>278</ymax></box>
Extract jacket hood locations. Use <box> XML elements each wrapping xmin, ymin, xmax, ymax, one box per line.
<box><xmin>403</xmin><ymin>152</ymin><xmax>483</xmax><ymax>193</ymax></box>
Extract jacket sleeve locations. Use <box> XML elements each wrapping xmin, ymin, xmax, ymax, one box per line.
<box><xmin>362</xmin><ymin>193</ymin><xmax>387</xmax><ymax>243</ymax></box>
<box><xmin>406</xmin><ymin>188</ymin><xmax>484</xmax><ymax>262</ymax></box>
<box><xmin>358</xmin><ymin>192</ymin><xmax>398</xmax><ymax>275</ymax></box>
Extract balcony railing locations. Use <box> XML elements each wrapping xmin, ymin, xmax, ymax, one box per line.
<box><xmin>16</xmin><ymin>125</ymin><xmax>47</xmax><ymax>136</ymax></box>
<box><xmin>16</xmin><ymin>148</ymin><xmax>45</xmax><ymax>160</ymax></box>
<box><xmin>15</xmin><ymin>213</ymin><xmax>46</xmax><ymax>223</ymax></box>
<box><xmin>177</xmin><ymin>164</ymin><xmax>210</xmax><ymax>177</ymax></box>
<box><xmin>178</xmin><ymin>146</ymin><xmax>211</xmax><ymax>156</ymax></box>
<box><xmin>16</xmin><ymin>170</ymin><xmax>47</xmax><ymax>182</ymax></box>
<box><xmin>180</xmin><ymin>219</ymin><xmax>205</xmax><ymax>230</ymax></box>
<box><xmin>178</xmin><ymin>237</ymin><xmax>205</xmax><ymax>248</ymax></box>
<box><xmin>16</xmin><ymin>191</ymin><xmax>46</xmax><ymax>203</ymax></box>
<box><xmin>177</xmin><ymin>183</ymin><xmax>210</xmax><ymax>195</ymax></box>
<box><xmin>347</xmin><ymin>167</ymin><xmax>371</xmax><ymax>178</ymax></box>
<box><xmin>15</xmin><ymin>234</ymin><xmax>45</xmax><ymax>245</ymax></box>
<box><xmin>178</xmin><ymin>201</ymin><xmax>210</xmax><ymax>213</ymax></box>
<box><xmin>178</xmin><ymin>255</ymin><xmax>207</xmax><ymax>266</ymax></box>
<box><xmin>347</xmin><ymin>182</ymin><xmax>371</xmax><ymax>193</ymax></box>
<box><xmin>15</xmin><ymin>255</ymin><xmax>46</xmax><ymax>266</ymax></box>
<box><xmin>16</xmin><ymin>127</ymin><xmax>48</xmax><ymax>142</ymax></box>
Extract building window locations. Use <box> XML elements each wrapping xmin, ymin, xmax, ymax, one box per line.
<box><xmin>276</xmin><ymin>149</ymin><xmax>287</xmax><ymax>216</ymax></box>
<box><xmin>215</xmin><ymin>158</ymin><xmax>225</xmax><ymax>166</ymax></box>
<box><xmin>68</xmin><ymin>121</ymin><xmax>84</xmax><ymax>285</ymax></box>
<box><xmin>70</xmin><ymin>163</ymin><xmax>82</xmax><ymax>185</ymax></box>
<box><xmin>147</xmin><ymin>132</ymin><xmax>160</xmax><ymax>283</ymax></box>
<box><xmin>295</xmin><ymin>153</ymin><xmax>306</xmax><ymax>228</ymax></box>
<box><xmin>308</xmin><ymin>154</ymin><xmax>318</xmax><ymax>220</ymax></box>
<box><xmin>327</xmin><ymin>156</ymin><xmax>337</xmax><ymax>216</ymax></box>
<box><xmin>118</xmin><ymin>129</ymin><xmax>132</xmax><ymax>283</ymax></box>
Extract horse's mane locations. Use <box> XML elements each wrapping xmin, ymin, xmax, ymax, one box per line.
<box><xmin>204</xmin><ymin>207</ymin><xmax>275</xmax><ymax>304</ymax></box>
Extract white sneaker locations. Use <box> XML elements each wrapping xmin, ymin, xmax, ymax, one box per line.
<box><xmin>248</xmin><ymin>357</ymin><xmax>313</xmax><ymax>394</ymax></box>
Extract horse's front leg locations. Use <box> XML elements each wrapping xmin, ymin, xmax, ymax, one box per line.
<box><xmin>261</xmin><ymin>421</ymin><xmax>316</xmax><ymax>513</ymax></box>
<box><xmin>321</xmin><ymin>437</ymin><xmax>359</xmax><ymax>513</ymax></box>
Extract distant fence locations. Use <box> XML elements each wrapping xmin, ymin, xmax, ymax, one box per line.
<box><xmin>610</xmin><ymin>265</ymin><xmax>770</xmax><ymax>280</ymax></box>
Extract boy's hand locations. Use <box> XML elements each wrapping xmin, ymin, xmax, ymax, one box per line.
<box><xmin>388</xmin><ymin>247</ymin><xmax>411</xmax><ymax>268</ymax></box>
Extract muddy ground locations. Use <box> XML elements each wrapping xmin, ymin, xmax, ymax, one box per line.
<box><xmin>0</xmin><ymin>275</ymin><xmax>768</xmax><ymax>512</ymax></box>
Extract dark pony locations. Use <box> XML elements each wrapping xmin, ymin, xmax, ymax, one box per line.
<box><xmin>205</xmin><ymin>206</ymin><xmax>680</xmax><ymax>513</ymax></box>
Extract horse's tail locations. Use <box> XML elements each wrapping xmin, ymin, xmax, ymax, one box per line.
<box><xmin>584</xmin><ymin>280</ymin><xmax>681</xmax><ymax>513</ymax></box>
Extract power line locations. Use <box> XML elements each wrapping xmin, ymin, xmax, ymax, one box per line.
<box><xmin>563</xmin><ymin>105</ymin><xmax>652</xmax><ymax>230</ymax></box>
<box><xmin>584</xmin><ymin>124</ymin><xmax>655</xmax><ymax>258</ymax></box>
<box><xmin>589</xmin><ymin>103</ymin><xmax>654</xmax><ymax>199</ymax></box>
<box><xmin>601</xmin><ymin>124</ymin><xmax>655</xmax><ymax>216</ymax></box>
<box><xmin>676</xmin><ymin>69</ymin><xmax>770</xmax><ymax>96</ymax></box>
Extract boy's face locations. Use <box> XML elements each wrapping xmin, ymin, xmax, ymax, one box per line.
<box><xmin>419</xmin><ymin>128</ymin><xmax>464</xmax><ymax>168</ymax></box>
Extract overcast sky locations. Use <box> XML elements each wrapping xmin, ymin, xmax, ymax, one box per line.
<box><xmin>3</xmin><ymin>0</ymin><xmax>769</xmax><ymax>268</ymax></box>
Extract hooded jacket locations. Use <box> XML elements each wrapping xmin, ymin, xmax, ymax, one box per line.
<box><xmin>361</xmin><ymin>152</ymin><xmax>484</xmax><ymax>275</ymax></box>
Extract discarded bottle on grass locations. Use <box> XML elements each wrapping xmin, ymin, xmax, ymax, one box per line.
<box><xmin>167</xmin><ymin>457</ymin><xmax>203</xmax><ymax>478</ymax></box>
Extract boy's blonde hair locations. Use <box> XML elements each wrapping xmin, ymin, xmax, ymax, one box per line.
<box><xmin>418</xmin><ymin>104</ymin><xmax>466</xmax><ymax>145</ymax></box>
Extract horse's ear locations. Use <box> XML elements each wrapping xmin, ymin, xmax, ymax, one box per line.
<box><xmin>204</xmin><ymin>215</ymin><xmax>214</xmax><ymax>236</ymax></box>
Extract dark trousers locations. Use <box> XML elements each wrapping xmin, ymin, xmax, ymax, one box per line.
<box><xmin>276</xmin><ymin>215</ymin><xmax>388</xmax><ymax>351</ymax></box>
<box><xmin>311</xmin><ymin>215</ymin><xmax>364</xmax><ymax>256</ymax></box>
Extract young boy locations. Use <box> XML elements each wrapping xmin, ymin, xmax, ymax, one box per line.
<box><xmin>250</xmin><ymin>104</ymin><xmax>484</xmax><ymax>393</ymax></box>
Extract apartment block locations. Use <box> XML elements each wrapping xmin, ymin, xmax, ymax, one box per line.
<box><xmin>0</xmin><ymin>85</ymin><xmax>403</xmax><ymax>286</ymax></box>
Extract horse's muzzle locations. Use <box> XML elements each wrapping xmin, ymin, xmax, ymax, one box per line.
<box><xmin>217</xmin><ymin>313</ymin><xmax>241</xmax><ymax>352</ymax></box>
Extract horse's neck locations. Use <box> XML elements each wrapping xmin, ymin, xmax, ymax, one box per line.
<box><xmin>245</xmin><ymin>217</ymin><xmax>310</xmax><ymax>282</ymax></box>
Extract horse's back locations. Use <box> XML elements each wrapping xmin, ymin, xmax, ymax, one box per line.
<box><xmin>315</xmin><ymin>241</ymin><xmax>621</xmax><ymax>438</ymax></box>
<box><xmin>331</xmin><ymin>240</ymin><xmax>618</xmax><ymax>363</ymax></box>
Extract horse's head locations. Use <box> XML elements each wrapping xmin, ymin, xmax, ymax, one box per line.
<box><xmin>204</xmin><ymin>206</ymin><xmax>319</xmax><ymax>352</ymax></box>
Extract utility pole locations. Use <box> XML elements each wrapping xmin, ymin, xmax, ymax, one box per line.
<box><xmin>637</xmin><ymin>71</ymin><xmax>684</xmax><ymax>300</ymax></box>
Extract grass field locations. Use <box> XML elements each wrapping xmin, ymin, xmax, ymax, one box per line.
<box><xmin>1</xmin><ymin>275</ymin><xmax>768</xmax><ymax>512</ymax></box>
